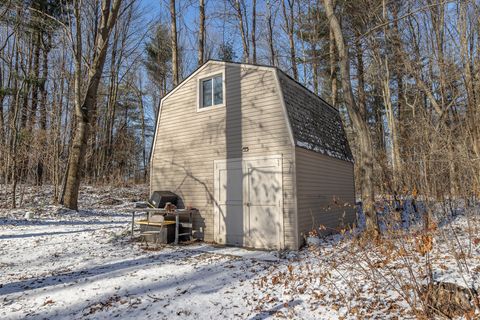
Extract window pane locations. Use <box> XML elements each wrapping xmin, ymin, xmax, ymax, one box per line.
<box><xmin>202</xmin><ymin>78</ymin><xmax>212</xmax><ymax>107</ymax></box>
<box><xmin>213</xmin><ymin>75</ymin><xmax>223</xmax><ymax>105</ymax></box>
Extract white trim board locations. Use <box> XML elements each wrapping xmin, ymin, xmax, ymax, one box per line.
<box><xmin>196</xmin><ymin>68</ymin><xmax>226</xmax><ymax>112</ymax></box>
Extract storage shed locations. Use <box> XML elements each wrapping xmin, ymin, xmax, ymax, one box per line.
<box><xmin>150</xmin><ymin>60</ymin><xmax>355</xmax><ymax>250</ymax></box>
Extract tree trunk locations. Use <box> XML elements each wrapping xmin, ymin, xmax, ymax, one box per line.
<box><xmin>36</xmin><ymin>33</ymin><xmax>50</xmax><ymax>185</ymax></box>
<box><xmin>266</xmin><ymin>0</ymin><xmax>276</xmax><ymax>66</ymax></box>
<box><xmin>6</xmin><ymin>38</ymin><xmax>20</xmax><ymax>187</ymax></box>
<box><xmin>311</xmin><ymin>43</ymin><xmax>318</xmax><ymax>95</ymax></box>
<box><xmin>282</xmin><ymin>0</ymin><xmax>298</xmax><ymax>79</ymax></box>
<box><xmin>391</xmin><ymin>1</ymin><xmax>406</xmax><ymax>155</ymax></box>
<box><xmin>9</xmin><ymin>80</ymin><xmax>25</xmax><ymax>208</ymax></box>
<box><xmin>136</xmin><ymin>79</ymin><xmax>147</xmax><ymax>182</ymax></box>
<box><xmin>233</xmin><ymin>0</ymin><xmax>249</xmax><ymax>62</ymax></box>
<box><xmin>355</xmin><ymin>36</ymin><xmax>366</xmax><ymax>121</ymax></box>
<box><xmin>170</xmin><ymin>0</ymin><xmax>179</xmax><ymax>86</ymax></box>
<box><xmin>383</xmin><ymin>59</ymin><xmax>402</xmax><ymax>187</ymax></box>
<box><xmin>0</xmin><ymin>66</ymin><xmax>5</xmax><ymax>147</ymax></box>
<box><xmin>63</xmin><ymin>0</ymin><xmax>123</xmax><ymax>210</ymax></box>
<box><xmin>39</xmin><ymin>35</ymin><xmax>49</xmax><ymax>131</ymax></box>
<box><xmin>382</xmin><ymin>0</ymin><xmax>401</xmax><ymax>188</ymax></box>
<box><xmin>64</xmin><ymin>117</ymin><xmax>89</xmax><ymax>209</ymax></box>
<box><xmin>251</xmin><ymin>0</ymin><xmax>257</xmax><ymax>64</ymax></box>
<box><xmin>198</xmin><ymin>0</ymin><xmax>205</xmax><ymax>66</ymax></box>
<box><xmin>52</xmin><ymin>49</ymin><xmax>66</xmax><ymax>203</ymax></box>
<box><xmin>28</xmin><ymin>32</ymin><xmax>41</xmax><ymax>130</ymax></box>
<box><xmin>323</xmin><ymin>0</ymin><xmax>377</xmax><ymax>234</ymax></box>
<box><xmin>329</xmin><ymin>26</ymin><xmax>337</xmax><ymax>107</ymax></box>
<box><xmin>459</xmin><ymin>1</ymin><xmax>480</xmax><ymax>173</ymax></box>
<box><xmin>19</xmin><ymin>37</ymin><xmax>33</xmax><ymax>130</ymax></box>
<box><xmin>101</xmin><ymin>25</ymin><xmax>120</xmax><ymax>179</ymax></box>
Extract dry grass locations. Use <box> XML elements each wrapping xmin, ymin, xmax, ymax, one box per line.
<box><xmin>253</xmin><ymin>200</ymin><xmax>480</xmax><ymax>319</ymax></box>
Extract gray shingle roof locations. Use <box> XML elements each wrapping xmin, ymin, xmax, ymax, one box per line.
<box><xmin>278</xmin><ymin>70</ymin><xmax>354</xmax><ymax>162</ymax></box>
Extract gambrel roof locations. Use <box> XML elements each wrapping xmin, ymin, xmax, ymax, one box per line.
<box><xmin>276</xmin><ymin>70</ymin><xmax>354</xmax><ymax>162</ymax></box>
<box><xmin>151</xmin><ymin>60</ymin><xmax>353</xmax><ymax>163</ymax></box>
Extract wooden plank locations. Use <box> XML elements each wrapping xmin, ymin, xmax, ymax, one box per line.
<box><xmin>136</xmin><ymin>220</ymin><xmax>176</xmax><ymax>226</ymax></box>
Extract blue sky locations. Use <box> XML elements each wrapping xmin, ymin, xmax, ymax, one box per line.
<box><xmin>132</xmin><ymin>0</ymin><xmax>317</xmax><ymax>110</ymax></box>
<box><xmin>135</xmin><ymin>0</ymin><xmax>288</xmax><ymax>75</ymax></box>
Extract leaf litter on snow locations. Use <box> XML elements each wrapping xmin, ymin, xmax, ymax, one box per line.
<box><xmin>1</xmin><ymin>186</ymin><xmax>479</xmax><ymax>319</ymax></box>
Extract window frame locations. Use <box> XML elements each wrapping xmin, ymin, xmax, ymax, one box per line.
<box><xmin>197</xmin><ymin>69</ymin><xmax>226</xmax><ymax>112</ymax></box>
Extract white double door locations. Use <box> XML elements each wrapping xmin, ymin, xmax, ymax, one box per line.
<box><xmin>214</xmin><ymin>155</ymin><xmax>283</xmax><ymax>249</ymax></box>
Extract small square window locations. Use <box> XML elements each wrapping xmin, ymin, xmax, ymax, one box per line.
<box><xmin>200</xmin><ymin>74</ymin><xmax>223</xmax><ymax>109</ymax></box>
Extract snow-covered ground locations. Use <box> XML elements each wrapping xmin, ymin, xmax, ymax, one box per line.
<box><xmin>1</xmin><ymin>186</ymin><xmax>479</xmax><ymax>319</ymax></box>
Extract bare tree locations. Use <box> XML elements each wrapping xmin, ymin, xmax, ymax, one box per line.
<box><xmin>323</xmin><ymin>0</ymin><xmax>377</xmax><ymax>234</ymax></box>
<box><xmin>198</xmin><ymin>0</ymin><xmax>205</xmax><ymax>66</ymax></box>
<box><xmin>329</xmin><ymin>18</ymin><xmax>337</xmax><ymax>107</ymax></box>
<box><xmin>266</xmin><ymin>0</ymin><xmax>276</xmax><ymax>66</ymax></box>
<box><xmin>251</xmin><ymin>0</ymin><xmax>256</xmax><ymax>64</ymax></box>
<box><xmin>170</xmin><ymin>0</ymin><xmax>179</xmax><ymax>85</ymax></box>
<box><xmin>63</xmin><ymin>0</ymin><xmax>123</xmax><ymax>210</ymax></box>
<box><xmin>230</xmin><ymin>0</ymin><xmax>249</xmax><ymax>63</ymax></box>
<box><xmin>281</xmin><ymin>0</ymin><xmax>298</xmax><ymax>79</ymax></box>
<box><xmin>1</xmin><ymin>0</ymin><xmax>479</xmax><ymax>212</ymax></box>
